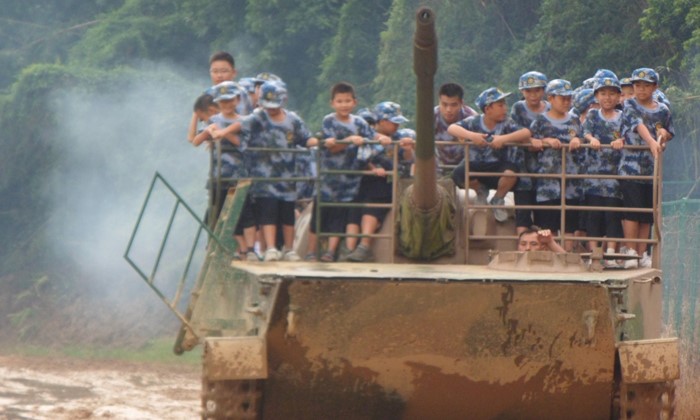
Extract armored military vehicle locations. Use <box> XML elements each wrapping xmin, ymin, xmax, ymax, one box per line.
<box><xmin>125</xmin><ymin>7</ymin><xmax>678</xmax><ymax>419</ymax></box>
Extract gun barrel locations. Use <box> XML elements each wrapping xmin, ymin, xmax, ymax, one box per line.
<box><xmin>412</xmin><ymin>7</ymin><xmax>438</xmax><ymax>209</ymax></box>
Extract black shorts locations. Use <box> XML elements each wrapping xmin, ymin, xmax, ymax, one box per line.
<box><xmin>584</xmin><ymin>195</ymin><xmax>623</xmax><ymax>239</ymax></box>
<box><xmin>514</xmin><ymin>190</ymin><xmax>535</xmax><ymax>228</ymax></box>
<box><xmin>234</xmin><ymin>195</ymin><xmax>256</xmax><ymax>235</ymax></box>
<box><xmin>534</xmin><ymin>198</ymin><xmax>580</xmax><ymax>233</ymax></box>
<box><xmin>348</xmin><ymin>176</ymin><xmax>392</xmax><ymax>225</ymax></box>
<box><xmin>309</xmin><ymin>206</ymin><xmax>348</xmax><ymax>234</ymax></box>
<box><xmin>452</xmin><ymin>159</ymin><xmax>518</xmax><ymax>190</ymax></box>
<box><xmin>253</xmin><ymin>197</ymin><xmax>295</xmax><ymax>226</ymax></box>
<box><xmin>620</xmin><ymin>181</ymin><xmax>654</xmax><ymax>223</ymax></box>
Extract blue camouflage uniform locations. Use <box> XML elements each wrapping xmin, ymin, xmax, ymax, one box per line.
<box><xmin>619</xmin><ymin>98</ymin><xmax>673</xmax><ymax>183</ymax></box>
<box><xmin>318</xmin><ymin>113</ymin><xmax>375</xmax><ymax>202</ymax></box>
<box><xmin>455</xmin><ymin>115</ymin><xmax>521</xmax><ymax>164</ymax></box>
<box><xmin>370</xmin><ymin>127</ymin><xmax>416</xmax><ymax>178</ymax></box>
<box><xmin>209</xmin><ymin>113</ymin><xmax>246</xmax><ymax>181</ymax></box>
<box><xmin>583</xmin><ymin>108</ymin><xmax>623</xmax><ymax>198</ymax></box>
<box><xmin>509</xmin><ymin>100</ymin><xmax>550</xmax><ymax>192</ymax></box>
<box><xmin>530</xmin><ymin>113</ymin><xmax>584</xmax><ymax>202</ymax></box>
<box><xmin>434</xmin><ymin>104</ymin><xmax>477</xmax><ymax>174</ymax></box>
<box><xmin>242</xmin><ymin>107</ymin><xmax>313</xmax><ymax>201</ymax></box>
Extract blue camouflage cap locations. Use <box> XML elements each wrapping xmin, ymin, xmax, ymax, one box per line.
<box><xmin>374</xmin><ymin>101</ymin><xmax>409</xmax><ymax>124</ymax></box>
<box><xmin>545</xmin><ymin>79</ymin><xmax>574</xmax><ymax>96</ymax></box>
<box><xmin>238</xmin><ymin>77</ymin><xmax>257</xmax><ymax>94</ymax></box>
<box><xmin>620</xmin><ymin>77</ymin><xmax>633</xmax><ymax>87</ymax></box>
<box><xmin>254</xmin><ymin>72</ymin><xmax>283</xmax><ymax>85</ymax></box>
<box><xmin>593</xmin><ymin>76</ymin><xmax>621</xmax><ymax>93</ymax></box>
<box><xmin>582</xmin><ymin>77</ymin><xmax>596</xmax><ymax>89</ymax></box>
<box><xmin>259</xmin><ymin>81</ymin><xmax>287</xmax><ymax>108</ymax></box>
<box><xmin>211</xmin><ymin>81</ymin><xmax>241</xmax><ymax>102</ymax></box>
<box><xmin>357</xmin><ymin>107</ymin><xmax>377</xmax><ymax>125</ymax></box>
<box><xmin>475</xmin><ymin>87</ymin><xmax>511</xmax><ymax>111</ymax></box>
<box><xmin>573</xmin><ymin>88</ymin><xmax>597</xmax><ymax>114</ymax></box>
<box><xmin>631</xmin><ymin>68</ymin><xmax>658</xmax><ymax>84</ymax></box>
<box><xmin>593</xmin><ymin>69</ymin><xmax>618</xmax><ymax>80</ymax></box>
<box><xmin>518</xmin><ymin>71</ymin><xmax>548</xmax><ymax>90</ymax></box>
<box><xmin>654</xmin><ymin>90</ymin><xmax>671</xmax><ymax>107</ymax></box>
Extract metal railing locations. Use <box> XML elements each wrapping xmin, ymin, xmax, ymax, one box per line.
<box><xmin>449</xmin><ymin>140</ymin><xmax>663</xmax><ymax>266</ymax></box>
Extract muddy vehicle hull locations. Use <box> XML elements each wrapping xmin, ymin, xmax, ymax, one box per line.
<box><xmin>194</xmin><ymin>262</ymin><xmax>676</xmax><ymax>419</ymax></box>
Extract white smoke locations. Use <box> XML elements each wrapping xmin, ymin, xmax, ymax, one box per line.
<box><xmin>46</xmin><ymin>62</ymin><xmax>212</xmax><ymax>330</ymax></box>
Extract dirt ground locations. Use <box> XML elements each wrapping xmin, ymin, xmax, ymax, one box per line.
<box><xmin>0</xmin><ymin>356</ymin><xmax>201</xmax><ymax>420</ymax></box>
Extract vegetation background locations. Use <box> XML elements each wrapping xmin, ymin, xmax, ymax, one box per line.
<box><xmin>0</xmin><ymin>0</ymin><xmax>698</xmax><ymax>414</ymax></box>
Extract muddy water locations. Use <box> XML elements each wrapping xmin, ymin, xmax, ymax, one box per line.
<box><xmin>0</xmin><ymin>356</ymin><xmax>200</xmax><ymax>419</ymax></box>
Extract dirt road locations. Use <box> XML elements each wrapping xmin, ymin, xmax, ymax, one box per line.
<box><xmin>0</xmin><ymin>356</ymin><xmax>201</xmax><ymax>419</ymax></box>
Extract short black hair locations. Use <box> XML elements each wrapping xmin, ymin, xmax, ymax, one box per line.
<box><xmin>439</xmin><ymin>83</ymin><xmax>464</xmax><ymax>100</ymax></box>
<box><xmin>193</xmin><ymin>94</ymin><xmax>216</xmax><ymax>112</ymax></box>
<box><xmin>209</xmin><ymin>51</ymin><xmax>235</xmax><ymax>68</ymax></box>
<box><xmin>331</xmin><ymin>82</ymin><xmax>356</xmax><ymax>99</ymax></box>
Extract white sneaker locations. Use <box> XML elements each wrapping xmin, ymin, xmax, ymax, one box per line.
<box><xmin>640</xmin><ymin>252</ymin><xmax>652</xmax><ymax>268</ymax></box>
<box><xmin>263</xmin><ymin>247</ymin><xmax>282</xmax><ymax>262</ymax></box>
<box><xmin>623</xmin><ymin>248</ymin><xmax>639</xmax><ymax>269</ymax></box>
<box><xmin>602</xmin><ymin>259</ymin><xmax>622</xmax><ymax>269</ymax></box>
<box><xmin>489</xmin><ymin>196</ymin><xmax>508</xmax><ymax>223</ymax></box>
<box><xmin>282</xmin><ymin>249</ymin><xmax>301</xmax><ymax>261</ymax></box>
<box><xmin>246</xmin><ymin>251</ymin><xmax>259</xmax><ymax>262</ymax></box>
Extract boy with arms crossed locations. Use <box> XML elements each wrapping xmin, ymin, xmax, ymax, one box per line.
<box><xmin>449</xmin><ymin>88</ymin><xmax>530</xmax><ymax>223</ymax></box>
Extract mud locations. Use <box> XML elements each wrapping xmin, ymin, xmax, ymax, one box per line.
<box><xmin>0</xmin><ymin>356</ymin><xmax>200</xmax><ymax>419</ymax></box>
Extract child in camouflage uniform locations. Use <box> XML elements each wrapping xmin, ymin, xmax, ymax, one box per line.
<box><xmin>449</xmin><ymin>87</ymin><xmax>531</xmax><ymax>223</ymax></box>
<box><xmin>618</xmin><ymin>68</ymin><xmax>673</xmax><ymax>268</ymax></box>
<box><xmin>345</xmin><ymin>101</ymin><xmax>415</xmax><ymax>263</ymax></box>
<box><xmin>434</xmin><ymin>83</ymin><xmax>478</xmax><ymax>175</ymax></box>
<box><xmin>530</xmin><ymin>79</ymin><xmax>585</xmax><ymax>249</ymax></box>
<box><xmin>305</xmin><ymin>82</ymin><xmax>380</xmax><ymax>262</ymax></box>
<box><xmin>509</xmin><ymin>71</ymin><xmax>548</xmax><ymax>234</ymax></box>
<box><xmin>242</xmin><ymin>81</ymin><xmax>316</xmax><ymax>262</ymax></box>
<box><xmin>583</xmin><ymin>75</ymin><xmax>625</xmax><ymax>263</ymax></box>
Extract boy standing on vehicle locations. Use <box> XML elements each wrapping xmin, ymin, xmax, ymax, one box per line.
<box><xmin>434</xmin><ymin>83</ymin><xmax>478</xmax><ymax>175</ymax></box>
<box><xmin>304</xmin><ymin>82</ymin><xmax>381</xmax><ymax>262</ymax></box>
<box><xmin>345</xmin><ymin>101</ymin><xmax>415</xmax><ymax>263</ymax></box>
<box><xmin>618</xmin><ymin>68</ymin><xmax>673</xmax><ymax>268</ymax></box>
<box><xmin>583</xmin><ymin>76</ymin><xmax>625</xmax><ymax>263</ymax></box>
<box><xmin>242</xmin><ymin>81</ymin><xmax>316</xmax><ymax>262</ymax></box>
<box><xmin>510</xmin><ymin>71</ymin><xmax>548</xmax><ymax>234</ymax></box>
<box><xmin>529</xmin><ymin>79</ymin><xmax>585</xmax><ymax>250</ymax></box>
<box><xmin>449</xmin><ymin>88</ymin><xmax>530</xmax><ymax>222</ymax></box>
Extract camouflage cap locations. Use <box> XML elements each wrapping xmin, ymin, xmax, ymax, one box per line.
<box><xmin>518</xmin><ymin>71</ymin><xmax>547</xmax><ymax>90</ymax></box>
<box><xmin>357</xmin><ymin>107</ymin><xmax>377</xmax><ymax>125</ymax></box>
<box><xmin>254</xmin><ymin>72</ymin><xmax>283</xmax><ymax>85</ymax></box>
<box><xmin>593</xmin><ymin>76</ymin><xmax>621</xmax><ymax>93</ymax></box>
<box><xmin>475</xmin><ymin>87</ymin><xmax>511</xmax><ymax>111</ymax></box>
<box><xmin>211</xmin><ymin>81</ymin><xmax>241</xmax><ymax>102</ymax></box>
<box><xmin>259</xmin><ymin>81</ymin><xmax>287</xmax><ymax>108</ymax></box>
<box><xmin>374</xmin><ymin>101</ymin><xmax>409</xmax><ymax>124</ymax></box>
<box><xmin>573</xmin><ymin>88</ymin><xmax>597</xmax><ymax>114</ymax></box>
<box><xmin>620</xmin><ymin>77</ymin><xmax>633</xmax><ymax>87</ymax></box>
<box><xmin>631</xmin><ymin>68</ymin><xmax>658</xmax><ymax>84</ymax></box>
<box><xmin>237</xmin><ymin>77</ymin><xmax>257</xmax><ymax>94</ymax></box>
<box><xmin>545</xmin><ymin>79</ymin><xmax>574</xmax><ymax>97</ymax></box>
<box><xmin>593</xmin><ymin>69</ymin><xmax>618</xmax><ymax>80</ymax></box>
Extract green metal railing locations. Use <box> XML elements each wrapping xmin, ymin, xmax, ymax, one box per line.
<box><xmin>124</xmin><ymin>172</ymin><xmax>234</xmax><ymax>335</ymax></box>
